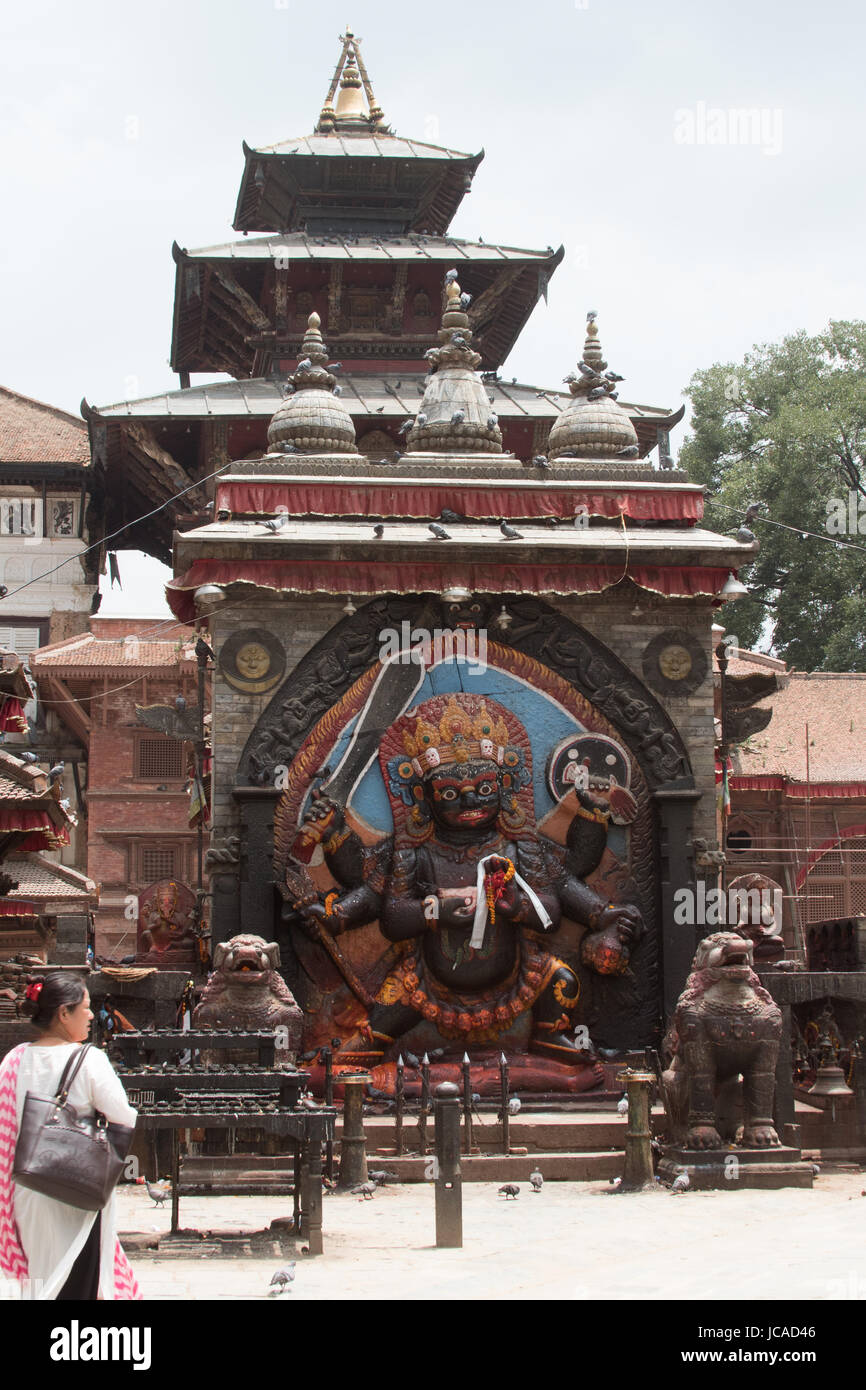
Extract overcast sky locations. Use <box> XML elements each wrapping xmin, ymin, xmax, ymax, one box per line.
<box><xmin>3</xmin><ymin>0</ymin><xmax>864</xmax><ymax>615</ymax></box>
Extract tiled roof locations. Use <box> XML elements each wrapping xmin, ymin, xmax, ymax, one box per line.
<box><xmin>0</xmin><ymin>774</ymin><xmax>42</xmax><ymax>802</ymax></box>
<box><xmin>252</xmin><ymin>134</ymin><xmax>475</xmax><ymax>160</ymax></box>
<box><xmin>0</xmin><ymin>387</ymin><xmax>89</xmax><ymax>466</ymax></box>
<box><xmin>30</xmin><ymin>634</ymin><xmax>197</xmax><ymax>672</ymax></box>
<box><xmin>0</xmin><ymin>750</ymin><xmax>49</xmax><ymax>796</ymax></box>
<box><xmin>90</xmin><ymin>373</ymin><xmax>679</xmax><ymax>425</ymax></box>
<box><xmin>731</xmin><ymin>673</ymin><xmax>866</xmax><ymax>782</ymax></box>
<box><xmin>181</xmin><ymin>233</ymin><xmax>556</xmax><ymax>264</ymax></box>
<box><xmin>5</xmin><ymin>854</ymin><xmax>96</xmax><ymax>902</ymax></box>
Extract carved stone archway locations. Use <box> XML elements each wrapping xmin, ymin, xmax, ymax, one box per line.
<box><xmin>221</xmin><ymin>595</ymin><xmax>701</xmax><ymax>1016</ymax></box>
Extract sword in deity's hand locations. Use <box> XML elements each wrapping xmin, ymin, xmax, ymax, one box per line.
<box><xmin>282</xmin><ymin>861</ymin><xmax>376</xmax><ymax>1008</ymax></box>
<box><xmin>291</xmin><ymin>645</ymin><xmax>428</xmax><ymax>863</ymax></box>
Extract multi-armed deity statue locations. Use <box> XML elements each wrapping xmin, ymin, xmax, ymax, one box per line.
<box><xmin>282</xmin><ymin>691</ymin><xmax>642</xmax><ymax>1072</ymax></box>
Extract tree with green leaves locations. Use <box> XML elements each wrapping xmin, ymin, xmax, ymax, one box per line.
<box><xmin>679</xmin><ymin>320</ymin><xmax>866</xmax><ymax>671</ymax></box>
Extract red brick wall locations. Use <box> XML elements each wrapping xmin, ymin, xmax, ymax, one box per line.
<box><xmin>72</xmin><ymin>627</ymin><xmax>203</xmax><ymax>957</ymax></box>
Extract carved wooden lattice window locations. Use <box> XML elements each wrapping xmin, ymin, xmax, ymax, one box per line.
<box><xmin>140</xmin><ymin>846</ymin><xmax>178</xmax><ymax>882</ymax></box>
<box><xmin>802</xmin><ymin>835</ymin><xmax>866</xmax><ymax>922</ymax></box>
<box><xmin>134</xmin><ymin>736</ymin><xmax>185</xmax><ymax>780</ymax></box>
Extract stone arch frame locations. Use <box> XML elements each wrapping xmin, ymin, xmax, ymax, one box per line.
<box><xmin>223</xmin><ymin>595</ymin><xmax>700</xmax><ymax>1017</ymax></box>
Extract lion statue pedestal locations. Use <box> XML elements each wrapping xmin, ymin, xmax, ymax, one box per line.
<box><xmin>193</xmin><ymin>933</ymin><xmax>303</xmax><ymax>1062</ymax></box>
<box><xmin>658</xmin><ymin>932</ymin><xmax>813</xmax><ymax>1190</ymax></box>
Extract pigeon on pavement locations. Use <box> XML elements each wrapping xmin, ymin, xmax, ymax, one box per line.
<box><xmin>268</xmin><ymin>1264</ymin><xmax>296</xmax><ymax>1296</ymax></box>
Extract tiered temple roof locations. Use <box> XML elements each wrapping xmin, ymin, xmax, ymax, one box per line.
<box><xmin>86</xmin><ymin>31</ymin><xmax>687</xmax><ymax>561</ymax></box>
<box><xmin>167</xmin><ymin>292</ymin><xmax>755</xmax><ymax>623</ymax></box>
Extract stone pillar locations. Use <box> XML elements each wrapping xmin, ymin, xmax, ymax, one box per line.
<box><xmin>652</xmin><ymin>787</ymin><xmax>702</xmax><ymax>1020</ymax></box>
<box><xmin>338</xmin><ymin>1077</ymin><xmax>368</xmax><ymax>1189</ymax></box>
<box><xmin>433</xmin><ymin>1082</ymin><xmax>462</xmax><ymax>1248</ymax></box>
<box><xmin>227</xmin><ymin>789</ymin><xmax>280</xmax><ymax>947</ymax></box>
<box><xmin>49</xmin><ymin>913</ymin><xmax>89</xmax><ymax>965</ymax></box>
<box><xmin>302</xmin><ymin>1113</ymin><xmax>326</xmax><ymax>1256</ymax></box>
<box><xmin>619</xmin><ymin>1068</ymin><xmax>656</xmax><ymax>1191</ymax></box>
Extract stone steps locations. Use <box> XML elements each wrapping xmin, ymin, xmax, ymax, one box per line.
<box><xmin>176</xmin><ymin>1148</ymin><xmax>624</xmax><ymax>1189</ymax></box>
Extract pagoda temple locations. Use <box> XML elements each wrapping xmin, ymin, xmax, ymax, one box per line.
<box><xmin>83</xmin><ymin>30</ymin><xmax>681</xmax><ymax>562</ymax></box>
<box><xmin>90</xmin><ymin>32</ymin><xmax>757</xmax><ymax>1090</ymax></box>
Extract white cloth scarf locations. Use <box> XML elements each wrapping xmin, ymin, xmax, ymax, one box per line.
<box><xmin>470</xmin><ymin>854</ymin><xmax>552</xmax><ymax>949</ymax></box>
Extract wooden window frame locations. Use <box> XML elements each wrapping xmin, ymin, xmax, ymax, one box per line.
<box><xmin>132</xmin><ymin>731</ymin><xmax>187</xmax><ymax>782</ymax></box>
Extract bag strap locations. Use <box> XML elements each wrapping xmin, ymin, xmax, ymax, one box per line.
<box><xmin>55</xmin><ymin>1043</ymin><xmax>91</xmax><ymax>1103</ymax></box>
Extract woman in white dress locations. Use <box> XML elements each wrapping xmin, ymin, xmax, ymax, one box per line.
<box><xmin>0</xmin><ymin>973</ymin><xmax>140</xmax><ymax>1300</ymax></box>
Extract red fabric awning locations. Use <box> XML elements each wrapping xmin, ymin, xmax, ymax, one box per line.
<box><xmin>730</xmin><ymin>776</ymin><xmax>866</xmax><ymax>799</ymax></box>
<box><xmin>216</xmin><ymin>479</ymin><xmax>705</xmax><ymax>525</ymax></box>
<box><xmin>0</xmin><ymin>900</ymin><xmax>39</xmax><ymax>917</ymax></box>
<box><xmin>167</xmin><ymin>559</ymin><xmax>732</xmax><ymax>622</ymax></box>
<box><xmin>0</xmin><ymin>697</ymin><xmax>28</xmax><ymax>733</ymax></box>
<box><xmin>0</xmin><ymin>809</ymin><xmax>71</xmax><ymax>850</ymax></box>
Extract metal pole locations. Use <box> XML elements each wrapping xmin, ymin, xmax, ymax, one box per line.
<box><xmin>337</xmin><ymin>1077</ymin><xmax>368</xmax><ymax>1188</ymax></box>
<box><xmin>433</xmin><ymin>1082</ymin><xmax>463</xmax><ymax>1248</ymax></box>
<box><xmin>418</xmin><ymin>1052</ymin><xmax>430</xmax><ymax>1157</ymax></box>
<box><xmin>499</xmin><ymin>1051</ymin><xmax>510</xmax><ymax>1155</ymax></box>
<box><xmin>322</xmin><ymin>1046</ymin><xmax>334</xmax><ymax>1182</ymax></box>
<box><xmin>305</xmin><ymin>1115</ymin><xmax>325</xmax><ymax>1256</ymax></box>
<box><xmin>170</xmin><ymin>1128</ymin><xmax>180</xmax><ymax>1234</ymax></box>
<box><xmin>461</xmin><ymin>1052</ymin><xmax>473</xmax><ymax>1154</ymax></box>
<box><xmin>618</xmin><ymin>1067</ymin><xmax>656</xmax><ymax>1191</ymax></box>
<box><xmin>196</xmin><ymin>646</ymin><xmax>206</xmax><ymax>896</ymax></box>
<box><xmin>395</xmin><ymin>1054</ymin><xmax>404</xmax><ymax>1157</ymax></box>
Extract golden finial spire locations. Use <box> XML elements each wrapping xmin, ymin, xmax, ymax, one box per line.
<box><xmin>316</xmin><ymin>30</ymin><xmax>387</xmax><ymax>134</ymax></box>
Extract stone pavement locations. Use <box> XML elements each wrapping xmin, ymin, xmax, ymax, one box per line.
<box><xmin>118</xmin><ymin>1170</ymin><xmax>866</xmax><ymax>1301</ymax></box>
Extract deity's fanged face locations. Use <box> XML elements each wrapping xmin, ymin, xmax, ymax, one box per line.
<box><xmin>424</xmin><ymin>760</ymin><xmax>501</xmax><ymax>833</ymax></box>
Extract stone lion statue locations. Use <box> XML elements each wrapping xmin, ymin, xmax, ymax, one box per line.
<box><xmin>662</xmin><ymin>931</ymin><xmax>782</xmax><ymax>1150</ymax></box>
<box><xmin>193</xmin><ymin>934</ymin><xmax>303</xmax><ymax>1061</ymax></box>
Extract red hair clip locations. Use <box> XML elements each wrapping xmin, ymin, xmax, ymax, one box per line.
<box><xmin>25</xmin><ymin>981</ymin><xmax>43</xmax><ymax>1002</ymax></box>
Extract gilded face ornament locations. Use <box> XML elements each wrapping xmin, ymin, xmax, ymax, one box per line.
<box><xmin>658</xmin><ymin>644</ymin><xmax>693</xmax><ymax>682</ymax></box>
<box><xmin>220</xmin><ymin>629</ymin><xmax>286</xmax><ymax>694</ymax></box>
<box><xmin>642</xmin><ymin>628</ymin><xmax>709</xmax><ymax>698</ymax></box>
<box><xmin>236</xmin><ymin>642</ymin><xmax>271</xmax><ymax>680</ymax></box>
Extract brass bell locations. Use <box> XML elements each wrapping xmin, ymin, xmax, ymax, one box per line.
<box><xmin>808</xmin><ymin>1028</ymin><xmax>854</xmax><ymax>1098</ymax></box>
<box><xmin>808</xmin><ymin>1064</ymin><xmax>854</xmax><ymax>1098</ymax></box>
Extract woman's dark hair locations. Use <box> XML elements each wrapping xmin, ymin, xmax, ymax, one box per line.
<box><xmin>22</xmin><ymin>973</ymin><xmax>87</xmax><ymax>1029</ymax></box>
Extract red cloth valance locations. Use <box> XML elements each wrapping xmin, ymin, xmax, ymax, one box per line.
<box><xmin>167</xmin><ymin>559</ymin><xmax>731</xmax><ymax>622</ymax></box>
<box><xmin>0</xmin><ymin>809</ymin><xmax>70</xmax><ymax>850</ymax></box>
<box><xmin>216</xmin><ymin>479</ymin><xmax>704</xmax><ymax>525</ymax></box>
<box><xmin>0</xmin><ymin>900</ymin><xmax>39</xmax><ymax>917</ymax></box>
<box><xmin>730</xmin><ymin>776</ymin><xmax>866</xmax><ymax>799</ymax></box>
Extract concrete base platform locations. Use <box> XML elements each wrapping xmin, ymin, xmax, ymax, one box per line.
<box><xmin>124</xmin><ymin>1223</ymin><xmax>301</xmax><ymax>1259</ymax></box>
<box><xmin>658</xmin><ymin>1144</ymin><xmax>814</xmax><ymax>1190</ymax></box>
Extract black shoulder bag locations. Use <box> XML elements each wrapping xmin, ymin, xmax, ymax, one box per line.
<box><xmin>13</xmin><ymin>1044</ymin><xmax>135</xmax><ymax>1211</ymax></box>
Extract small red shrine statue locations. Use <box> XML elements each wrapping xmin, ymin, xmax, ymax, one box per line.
<box><xmin>135</xmin><ymin>878</ymin><xmax>198</xmax><ymax>967</ymax></box>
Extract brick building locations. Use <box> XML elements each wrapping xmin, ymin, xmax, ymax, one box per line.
<box><xmin>722</xmin><ymin>650</ymin><xmax>866</xmax><ymax>952</ymax></box>
<box><xmin>29</xmin><ymin>618</ymin><xmax>201</xmax><ymax>957</ymax></box>
<box><xmin>0</xmin><ymin>386</ymin><xmax>99</xmax><ymax>653</ymax></box>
